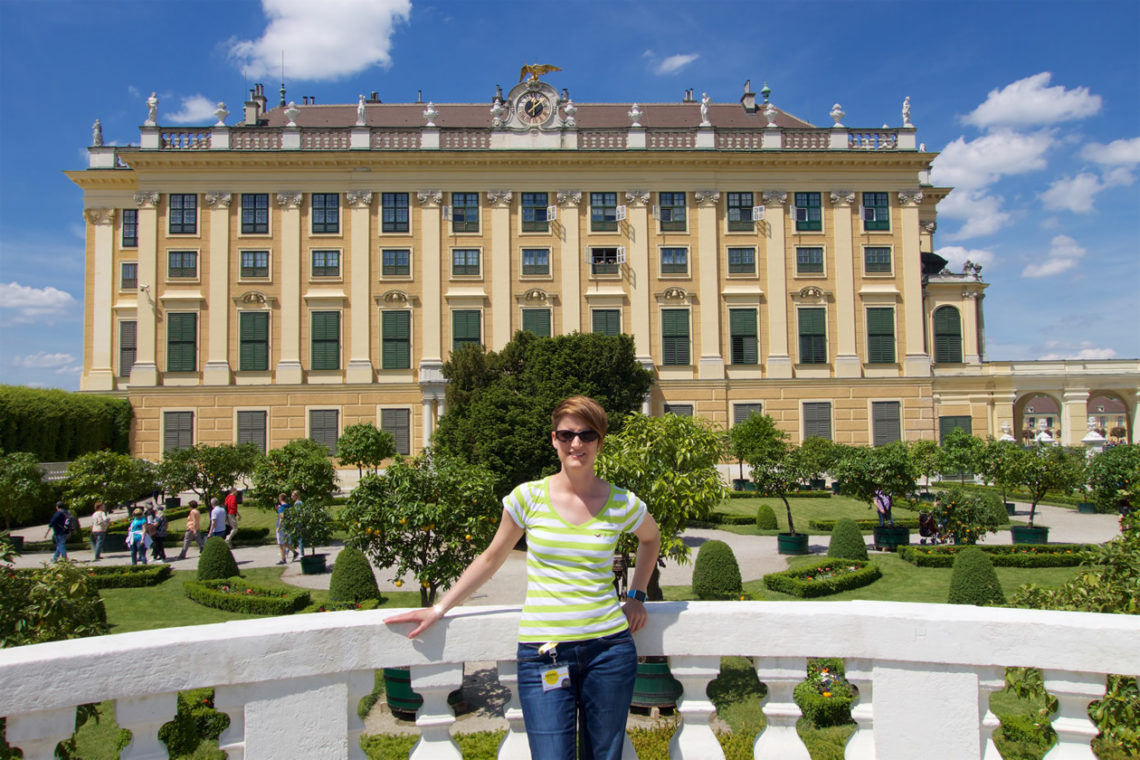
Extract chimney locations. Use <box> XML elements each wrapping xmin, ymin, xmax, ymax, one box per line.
<box><xmin>368</xmin><ymin>91</ymin><xmax>381</xmax><ymax>103</ymax></box>
<box><xmin>244</xmin><ymin>84</ymin><xmax>266</xmax><ymax>126</ymax></box>
<box><xmin>741</xmin><ymin>79</ymin><xmax>757</xmax><ymax>113</ymax></box>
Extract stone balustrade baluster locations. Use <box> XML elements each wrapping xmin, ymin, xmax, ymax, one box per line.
<box><xmin>1042</xmin><ymin>670</ymin><xmax>1104</xmax><ymax>759</ymax></box>
<box><xmin>495</xmin><ymin>660</ymin><xmax>531</xmax><ymax>759</ymax></box>
<box><xmin>4</xmin><ymin>706</ymin><xmax>75</xmax><ymax>760</ymax></box>
<box><xmin>977</xmin><ymin>666</ymin><xmax>1005</xmax><ymax>760</ymax></box>
<box><xmin>116</xmin><ymin>693</ymin><xmax>178</xmax><ymax>760</ymax></box>
<box><xmin>844</xmin><ymin>658</ymin><xmax>875</xmax><ymax>758</ymax></box>
<box><xmin>213</xmin><ymin>684</ymin><xmax>248</xmax><ymax>759</ymax></box>
<box><xmin>753</xmin><ymin>656</ymin><xmax>811</xmax><ymax>759</ymax></box>
<box><xmin>668</xmin><ymin>655</ymin><xmax>725</xmax><ymax>759</ymax></box>
<box><xmin>346</xmin><ymin>670</ymin><xmax>377</xmax><ymax>760</ymax></box>
<box><xmin>410</xmin><ymin>663</ymin><xmax>464</xmax><ymax>759</ymax></box>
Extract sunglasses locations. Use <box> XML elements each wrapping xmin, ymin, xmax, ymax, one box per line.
<box><xmin>554</xmin><ymin>429</ymin><xmax>600</xmax><ymax>443</ymax></box>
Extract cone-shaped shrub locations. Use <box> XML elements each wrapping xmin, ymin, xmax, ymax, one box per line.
<box><xmin>197</xmin><ymin>536</ymin><xmax>240</xmax><ymax>581</ymax></box>
<box><xmin>692</xmin><ymin>539</ymin><xmax>743</xmax><ymax>600</ymax></box>
<box><xmin>947</xmin><ymin>547</ymin><xmax>1005</xmax><ymax>606</ymax></box>
<box><xmin>755</xmin><ymin>504</ymin><xmax>778</xmax><ymax>530</ymax></box>
<box><xmin>827</xmin><ymin>518</ymin><xmax>868</xmax><ymax>561</ymax></box>
<box><xmin>329</xmin><ymin>545</ymin><xmax>382</xmax><ymax>602</ymax></box>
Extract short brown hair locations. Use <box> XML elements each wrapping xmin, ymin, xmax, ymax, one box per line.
<box><xmin>551</xmin><ymin>396</ymin><xmax>608</xmax><ymax>438</ymax></box>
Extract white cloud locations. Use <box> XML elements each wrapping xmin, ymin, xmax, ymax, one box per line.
<box><xmin>166</xmin><ymin>95</ymin><xmax>220</xmax><ymax>124</ymax></box>
<box><xmin>0</xmin><ymin>282</ymin><xmax>78</xmax><ymax>325</ymax></box>
<box><xmin>1021</xmin><ymin>235</ymin><xmax>1086</xmax><ymax>278</ymax></box>
<box><xmin>1081</xmin><ymin>136</ymin><xmax>1140</xmax><ymax>166</ymax></box>
<box><xmin>1041</xmin><ymin>168</ymin><xmax>1135</xmax><ymax>214</ymax></box>
<box><xmin>962</xmin><ymin>72</ymin><xmax>1102</xmax><ymax>129</ymax></box>
<box><xmin>14</xmin><ymin>352</ymin><xmax>77</xmax><ymax>369</ymax></box>
<box><xmin>1038</xmin><ymin>342</ymin><xmax>1118</xmax><ymax>361</ymax></box>
<box><xmin>931</xmin><ymin>129</ymin><xmax>1055</xmax><ymax>190</ymax></box>
<box><xmin>935</xmin><ymin>245</ymin><xmax>996</xmax><ymax>271</ymax></box>
<box><xmin>230</xmin><ymin>0</ymin><xmax>411</xmax><ymax>81</ymax></box>
<box><xmin>937</xmin><ymin>190</ymin><xmax>1010</xmax><ymax>240</ymax></box>
<box><xmin>646</xmin><ymin>52</ymin><xmax>699</xmax><ymax>75</ymax></box>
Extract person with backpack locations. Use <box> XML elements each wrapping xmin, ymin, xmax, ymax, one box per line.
<box><xmin>151</xmin><ymin>505</ymin><xmax>169</xmax><ymax>562</ymax></box>
<box><xmin>45</xmin><ymin>501</ymin><xmax>71</xmax><ymax>562</ymax></box>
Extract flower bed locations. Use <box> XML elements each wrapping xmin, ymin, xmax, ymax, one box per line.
<box><xmin>809</xmin><ymin>518</ymin><xmax>919</xmax><ymax>532</ymax></box>
<box><xmin>763</xmin><ymin>559</ymin><xmax>881</xmax><ymax>598</ymax></box>
<box><xmin>183</xmin><ymin>578</ymin><xmax>310</xmax><ymax>615</ymax></box>
<box><xmin>898</xmin><ymin>544</ymin><xmax>1097</xmax><ymax>568</ymax></box>
<box><xmin>793</xmin><ymin>659</ymin><xmax>855</xmax><ymax>727</ymax></box>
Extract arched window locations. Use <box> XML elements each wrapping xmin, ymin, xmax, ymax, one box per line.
<box><xmin>933</xmin><ymin>306</ymin><xmax>962</xmax><ymax>363</ymax></box>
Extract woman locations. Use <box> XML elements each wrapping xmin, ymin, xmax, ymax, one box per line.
<box><xmin>275</xmin><ymin>493</ymin><xmax>291</xmax><ymax>565</ymax></box>
<box><xmin>386</xmin><ymin>396</ymin><xmax>661</xmax><ymax>759</ymax></box>
<box><xmin>127</xmin><ymin>508</ymin><xmax>148</xmax><ymax>566</ymax></box>
<box><xmin>89</xmin><ymin>502</ymin><xmax>111</xmax><ymax>560</ymax></box>
<box><xmin>178</xmin><ymin>499</ymin><xmax>205</xmax><ymax>559</ymax></box>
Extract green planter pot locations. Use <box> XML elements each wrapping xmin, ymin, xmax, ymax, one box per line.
<box><xmin>831</xmin><ymin>481</ymin><xmax>842</xmax><ymax>495</ymax></box>
<box><xmin>3</xmin><ymin>535</ymin><xmax>24</xmax><ymax>551</ymax></box>
<box><xmin>103</xmin><ymin>533</ymin><xmax>129</xmax><ymax>552</ymax></box>
<box><xmin>732</xmin><ymin>479</ymin><xmax>750</xmax><ymax>492</ymax></box>
<box><xmin>299</xmin><ymin>553</ymin><xmax>327</xmax><ymax>575</ymax></box>
<box><xmin>872</xmin><ymin>526</ymin><xmax>910</xmax><ymax>552</ymax></box>
<box><xmin>777</xmin><ymin>533</ymin><xmax>810</xmax><ymax>555</ymax></box>
<box><xmin>1077</xmin><ymin>502</ymin><xmax>1096</xmax><ymax>514</ymax></box>
<box><xmin>919</xmin><ymin>492</ymin><xmax>936</xmax><ymax>502</ymax></box>
<box><xmin>382</xmin><ymin>667</ymin><xmax>464</xmax><ymax>719</ymax></box>
<box><xmin>809</xmin><ymin>479</ymin><xmax>827</xmax><ymax>491</ymax></box>
<box><xmin>1011</xmin><ymin>525</ymin><xmax>1050</xmax><ymax>544</ymax></box>
<box><xmin>630</xmin><ymin>658</ymin><xmax>682</xmax><ymax>711</ymax></box>
<box><xmin>1004</xmin><ymin>502</ymin><xmax>1017</xmax><ymax>516</ymax></box>
<box><xmin>164</xmin><ymin>497</ymin><xmax>181</xmax><ymax>510</ymax></box>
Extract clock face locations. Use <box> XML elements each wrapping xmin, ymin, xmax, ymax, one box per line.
<box><xmin>517</xmin><ymin>93</ymin><xmax>550</xmax><ymax>126</ymax></box>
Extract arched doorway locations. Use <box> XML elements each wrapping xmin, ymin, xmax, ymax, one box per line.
<box><xmin>1087</xmin><ymin>392</ymin><xmax>1133</xmax><ymax>443</ymax></box>
<box><xmin>1013</xmin><ymin>393</ymin><xmax>1061</xmax><ymax>443</ymax></box>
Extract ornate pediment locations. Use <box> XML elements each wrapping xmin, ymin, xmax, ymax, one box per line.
<box><xmin>792</xmin><ymin>286</ymin><xmax>831</xmax><ymax>304</ymax></box>
<box><xmin>233</xmin><ymin>291</ymin><xmax>277</xmax><ymax>308</ymax></box>
<box><xmin>655</xmin><ymin>286</ymin><xmax>693</xmax><ymax>305</ymax></box>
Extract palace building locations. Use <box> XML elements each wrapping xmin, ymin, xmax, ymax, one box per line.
<box><xmin>69</xmin><ymin>77</ymin><xmax>1138</xmax><ymax>462</ymax></box>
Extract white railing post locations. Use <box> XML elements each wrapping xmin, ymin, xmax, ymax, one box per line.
<box><xmin>1042</xmin><ymin>670</ymin><xmax>1103</xmax><ymax>759</ymax></box>
<box><xmin>753</xmin><ymin>657</ymin><xmax>810</xmax><ymax>759</ymax></box>
<box><xmin>977</xmin><ymin>667</ymin><xmax>1005</xmax><ymax>760</ymax></box>
<box><xmin>213</xmin><ymin>684</ymin><xmax>248</xmax><ymax>760</ymax></box>
<box><xmin>409</xmin><ymin>663</ymin><xmax>464</xmax><ymax>759</ymax></box>
<box><xmin>495</xmin><ymin>660</ymin><xmax>531</xmax><ymax>759</ymax></box>
<box><xmin>668</xmin><ymin>655</ymin><xmax>725</xmax><ymax>759</ymax></box>
<box><xmin>116</xmin><ymin>693</ymin><xmax>178</xmax><ymax>760</ymax></box>
<box><xmin>4</xmin><ymin>706</ymin><xmax>75</xmax><ymax>760</ymax></box>
<box><xmin>845</xmin><ymin>658</ymin><xmax>876</xmax><ymax>759</ymax></box>
<box><xmin>346</xmin><ymin>670</ymin><xmax>377</xmax><ymax>760</ymax></box>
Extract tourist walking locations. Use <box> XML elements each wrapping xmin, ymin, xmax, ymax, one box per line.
<box><xmin>90</xmin><ymin>502</ymin><xmax>111</xmax><ymax>560</ymax></box>
<box><xmin>289</xmin><ymin>490</ymin><xmax>304</xmax><ymax>559</ymax></box>
<box><xmin>386</xmin><ymin>396</ymin><xmax>661</xmax><ymax>760</ymax></box>
<box><xmin>223</xmin><ymin>488</ymin><xmax>240</xmax><ymax>547</ymax></box>
<box><xmin>275</xmin><ymin>493</ymin><xmax>291</xmax><ymax>565</ymax></box>
<box><xmin>874</xmin><ymin>489</ymin><xmax>894</xmax><ymax>527</ymax></box>
<box><xmin>207</xmin><ymin>498</ymin><xmax>227</xmax><ymax>539</ymax></box>
<box><xmin>45</xmin><ymin>501</ymin><xmax>70</xmax><ymax>562</ymax></box>
<box><xmin>151</xmin><ymin>505</ymin><xmax>169</xmax><ymax>562</ymax></box>
<box><xmin>127</xmin><ymin>508</ymin><xmax>148</xmax><ymax>565</ymax></box>
<box><xmin>178</xmin><ymin>500</ymin><xmax>205</xmax><ymax>559</ymax></box>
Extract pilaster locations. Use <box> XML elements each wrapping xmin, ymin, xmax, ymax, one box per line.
<box><xmin>1062</xmin><ymin>388</ymin><xmax>1090</xmax><ymax>447</ymax></box>
<box><xmin>556</xmin><ymin>191</ymin><xmax>582</xmax><ymax>331</ymax></box>
<box><xmin>626</xmin><ymin>190</ymin><xmax>652</xmax><ymax>365</ymax></box>
<box><xmin>84</xmin><ymin>208</ymin><xmax>116</xmax><ymax>391</ymax></box>
<box><xmin>488</xmin><ymin>190</ymin><xmax>513</xmax><ymax>350</ymax></box>
<box><xmin>203</xmin><ymin>192</ymin><xmax>233</xmax><ymax>385</ymax></box>
<box><xmin>762</xmin><ymin>191</ymin><xmax>792</xmax><ymax>378</ymax></box>
<box><xmin>275</xmin><ymin>191</ymin><xmax>304</xmax><ymax>384</ymax></box>
<box><xmin>899</xmin><ymin>190</ymin><xmax>931</xmax><ymax>377</ymax></box>
<box><xmin>346</xmin><ymin>190</ymin><xmax>374</xmax><ymax>383</ymax></box>
<box><xmin>961</xmin><ymin>290</ymin><xmax>982</xmax><ymax>365</ymax></box>
<box><xmin>694</xmin><ymin>190</ymin><xmax>724</xmax><ymax>378</ymax></box>
<box><xmin>830</xmin><ymin>191</ymin><xmax>861</xmax><ymax>378</ymax></box>
<box><xmin>417</xmin><ymin>190</ymin><xmax>443</xmax><ymax>370</ymax></box>
<box><xmin>130</xmin><ymin>191</ymin><xmax>159</xmax><ymax>387</ymax></box>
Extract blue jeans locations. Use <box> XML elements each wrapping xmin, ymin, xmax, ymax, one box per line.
<box><xmin>52</xmin><ymin>533</ymin><xmax>68</xmax><ymax>561</ymax></box>
<box><xmin>91</xmin><ymin>532</ymin><xmax>105</xmax><ymax>560</ymax></box>
<box><xmin>516</xmin><ymin>630</ymin><xmax>637</xmax><ymax>760</ymax></box>
<box><xmin>130</xmin><ymin>539</ymin><xmax>147</xmax><ymax>565</ymax></box>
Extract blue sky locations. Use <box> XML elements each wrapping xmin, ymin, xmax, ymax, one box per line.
<box><xmin>1</xmin><ymin>0</ymin><xmax>1138</xmax><ymax>390</ymax></box>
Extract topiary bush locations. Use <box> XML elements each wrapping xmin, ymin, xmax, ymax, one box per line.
<box><xmin>329</xmin><ymin>545</ymin><xmax>382</xmax><ymax>602</ymax></box>
<box><xmin>793</xmin><ymin>658</ymin><xmax>855</xmax><ymax>727</ymax></box>
<box><xmin>827</xmin><ymin>518</ymin><xmax>868</xmax><ymax>561</ymax></box>
<box><xmin>157</xmin><ymin>689</ymin><xmax>230</xmax><ymax>756</ymax></box>
<box><xmin>197</xmin><ymin>536</ymin><xmax>240</xmax><ymax>581</ymax></box>
<box><xmin>691</xmin><ymin>539</ymin><xmax>743</xmax><ymax>600</ymax></box>
<box><xmin>947</xmin><ymin>547</ymin><xmax>1005</xmax><ymax>606</ymax></box>
<box><xmin>754</xmin><ymin>504</ymin><xmax>777</xmax><ymax>530</ymax></box>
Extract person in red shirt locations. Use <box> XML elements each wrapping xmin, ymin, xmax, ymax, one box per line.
<box><xmin>224</xmin><ymin>488</ymin><xmax>240</xmax><ymax>547</ymax></box>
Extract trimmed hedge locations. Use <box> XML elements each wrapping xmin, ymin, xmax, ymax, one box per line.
<box><xmin>0</xmin><ymin>385</ymin><xmax>132</xmax><ymax>460</ymax></box>
<box><xmin>727</xmin><ymin>490</ymin><xmax>832</xmax><ymax>500</ymax></box>
<box><xmin>764</xmin><ymin>559</ymin><xmax>881</xmax><ymax>598</ymax></box>
<box><xmin>183</xmin><ymin>578</ymin><xmax>311</xmax><ymax>615</ymax></box>
<box><xmin>899</xmin><ymin>544</ymin><xmax>1097</xmax><ymax>568</ymax></box>
<box><xmin>754</xmin><ymin>504</ymin><xmax>778</xmax><ymax>530</ymax></box>
<box><xmin>84</xmin><ymin>564</ymin><xmax>172</xmax><ymax>588</ymax></box>
<box><xmin>936</xmin><ymin>481</ymin><xmax>1086</xmax><ymax>508</ymax></box>
<box><xmin>810</xmin><ymin>518</ymin><xmax>920</xmax><ymax>532</ymax></box>
<box><xmin>328</xmin><ymin>545</ymin><xmax>382</xmax><ymax>602</ymax></box>
<box><xmin>157</xmin><ymin>689</ymin><xmax>229</xmax><ymax>756</ymax></box>
<box><xmin>948</xmin><ymin>548</ymin><xmax>1006</xmax><ymax>606</ymax></box>
<box><xmin>827</xmin><ymin>519</ymin><xmax>868</xmax><ymax>561</ymax></box>
<box><xmin>197</xmin><ymin>536</ymin><xmax>240</xmax><ymax>581</ymax></box>
<box><xmin>691</xmin><ymin>540</ymin><xmax>743</xmax><ymax>600</ymax></box>
<box><xmin>793</xmin><ymin>659</ymin><xmax>855</xmax><ymax>727</ymax></box>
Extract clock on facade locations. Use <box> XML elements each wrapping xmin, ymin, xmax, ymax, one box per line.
<box><xmin>516</xmin><ymin>92</ymin><xmax>551</xmax><ymax>126</ymax></box>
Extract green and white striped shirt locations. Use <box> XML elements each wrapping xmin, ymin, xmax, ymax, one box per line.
<box><xmin>504</xmin><ymin>477</ymin><xmax>647</xmax><ymax>643</ymax></box>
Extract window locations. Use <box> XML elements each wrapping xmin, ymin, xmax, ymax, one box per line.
<box><xmin>938</xmin><ymin>415</ymin><xmax>972</xmax><ymax>443</ymax></box>
<box><xmin>309</xmin><ymin>410</ymin><xmax>339</xmax><ymax>455</ymax></box>
<box><xmin>803</xmin><ymin>402</ymin><xmax>833</xmax><ymax>440</ymax></box>
<box><xmin>733</xmin><ymin>403</ymin><xmax>762</xmax><ymax>426</ymax></box>
<box><xmin>872</xmin><ymin>401</ymin><xmax>901</xmax><ymax>446</ymax></box>
<box><xmin>311</xmin><ymin>311</ymin><xmax>341</xmax><ymax>371</ymax></box>
<box><xmin>168</xmin><ymin>250</ymin><xmax>197</xmax><ymax>279</ymax></box>
<box><xmin>796</xmin><ymin>247</ymin><xmax>824</xmax><ymax>275</ymax></box>
<box><xmin>590</xmin><ymin>192</ymin><xmax>618</xmax><ymax>232</ymax></box>
<box><xmin>168</xmin><ymin>194</ymin><xmax>197</xmax><ymax>235</ymax></box>
<box><xmin>864</xmin><ymin>247</ymin><xmax>892</xmax><ymax>274</ymax></box>
<box><xmin>452</xmin><ymin>248</ymin><xmax>480</xmax><ymax>276</ymax></box>
<box><xmin>164</xmin><ymin>411</ymin><xmax>193</xmax><ymax>453</ymax></box>
<box><xmin>664</xmin><ymin>404</ymin><xmax>693</xmax><ymax>417</ymax></box>
<box><xmin>121</xmin><ymin>209</ymin><xmax>138</xmax><ymax>248</ymax></box>
<box><xmin>728</xmin><ymin>247</ymin><xmax>756</xmax><ymax>275</ymax></box>
<box><xmin>311</xmin><ymin>250</ymin><xmax>341</xmax><ymax>278</ymax></box>
<box><xmin>661</xmin><ymin>309</ymin><xmax>690</xmax><ymax>365</ymax></box>
<box><xmin>862</xmin><ymin>192</ymin><xmax>890</xmax><ymax>231</ymax></box>
<box><xmin>589</xmin><ymin>247</ymin><xmax>621</xmax><ymax>276</ymax></box>
<box><xmin>451</xmin><ymin>192</ymin><xmax>479</xmax><ymax>233</ymax></box>
<box><xmin>727</xmin><ymin>192</ymin><xmax>754</xmax><ymax>232</ymax></box>
<box><xmin>522</xmin><ymin>248</ymin><xmax>550</xmax><ymax>276</ymax></box>
<box><xmin>933</xmin><ymin>306</ymin><xmax>963</xmax><ymax>363</ymax></box>
<box><xmin>522</xmin><ymin>308</ymin><xmax>551</xmax><ymax>337</ymax></box>
<box><xmin>311</xmin><ymin>193</ymin><xmax>339</xmax><ymax>234</ymax></box>
<box><xmin>660</xmin><ymin>247</ymin><xmax>688</xmax><ymax>275</ymax></box>
<box><xmin>120</xmin><ymin>262</ymin><xmax>138</xmax><ymax>290</ymax></box>
<box><xmin>729</xmin><ymin>308</ymin><xmax>758</xmax><ymax>365</ymax></box>
<box><xmin>382</xmin><ymin>310</ymin><xmax>411</xmax><ymax>370</ymax></box>
<box><xmin>119</xmin><ymin>321</ymin><xmax>136</xmax><ymax>378</ymax></box>
<box><xmin>381</xmin><ymin>408</ymin><xmax>411</xmax><ymax>456</ymax></box>
<box><xmin>794</xmin><ymin>192</ymin><xmax>822</xmax><ymax>232</ymax></box>
<box><xmin>798</xmin><ymin>308</ymin><xmax>827</xmax><ymax>364</ymax></box>
<box><xmin>657</xmin><ymin>192</ymin><xmax>686</xmax><ymax>231</ymax></box>
<box><xmin>166</xmin><ymin>313</ymin><xmax>197</xmax><ymax>372</ymax></box>
<box><xmin>521</xmin><ymin>192</ymin><xmax>549</xmax><ymax>233</ymax></box>
<box><xmin>241</xmin><ymin>193</ymin><xmax>269</xmax><ymax>234</ymax></box>
<box><xmin>382</xmin><ymin>248</ymin><xmax>410</xmax><ymax>276</ymax></box>
<box><xmin>593</xmin><ymin>309</ymin><xmax>620</xmax><ymax>336</ymax></box>
<box><xmin>452</xmin><ymin>310</ymin><xmax>481</xmax><ymax>352</ymax></box>
<box><xmin>239</xmin><ymin>312</ymin><xmax>269</xmax><ymax>371</ymax></box>
<box><xmin>240</xmin><ymin>250</ymin><xmax>269</xmax><ymax>278</ymax></box>
<box><xmin>237</xmin><ymin>410</ymin><xmax>267</xmax><ymax>454</ymax></box>
<box><xmin>382</xmin><ymin>192</ymin><xmax>410</xmax><ymax>233</ymax></box>
<box><xmin>866</xmin><ymin>307</ymin><xmax>896</xmax><ymax>364</ymax></box>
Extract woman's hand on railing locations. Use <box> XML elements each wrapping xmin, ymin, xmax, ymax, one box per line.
<box><xmin>384</xmin><ymin>606</ymin><xmax>443</xmax><ymax>639</ymax></box>
<box><xmin>622</xmin><ymin>599</ymin><xmax>648</xmax><ymax>633</ymax></box>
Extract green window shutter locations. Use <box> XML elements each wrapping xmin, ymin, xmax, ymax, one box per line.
<box><xmin>453</xmin><ymin>310</ymin><xmax>481</xmax><ymax>352</ymax></box>
<box><xmin>236</xmin><ymin>410</ymin><xmax>267</xmax><ymax>453</ymax></box>
<box><xmin>311</xmin><ymin>312</ymin><xmax>340</xmax><ymax>370</ymax></box>
<box><xmin>661</xmin><ymin>309</ymin><xmax>690</xmax><ymax>365</ymax></box>
<box><xmin>163</xmin><ymin>411</ymin><xmax>193</xmax><ymax>452</ymax></box>
<box><xmin>239</xmin><ymin>312</ymin><xmax>269</xmax><ymax>371</ymax></box>
<box><xmin>803</xmin><ymin>402</ymin><xmax>832</xmax><ymax>440</ymax></box>
<box><xmin>166</xmin><ymin>313</ymin><xmax>197</xmax><ymax>372</ymax></box>
<box><xmin>382</xmin><ymin>311</ymin><xmax>411</xmax><ymax>369</ymax></box>
<box><xmin>933</xmin><ymin>307</ymin><xmax>963</xmax><ymax>363</ymax></box>
<box><xmin>592</xmin><ymin>309</ymin><xmax>619</xmax><ymax>336</ymax></box>
<box><xmin>729</xmin><ymin>308</ymin><xmax>758</xmax><ymax>364</ymax></box>
<box><xmin>872</xmin><ymin>401</ymin><xmax>901</xmax><ymax>446</ymax></box>
<box><xmin>733</xmin><ymin>403</ymin><xmax>762</xmax><ymax>425</ymax></box>
<box><xmin>799</xmin><ymin>308</ymin><xmax>826</xmax><ymax>364</ymax></box>
<box><xmin>381</xmin><ymin>408</ymin><xmax>411</xmax><ymax>455</ymax></box>
<box><xmin>938</xmin><ymin>415</ymin><xmax>972</xmax><ymax>443</ymax></box>
<box><xmin>521</xmin><ymin>308</ymin><xmax>551</xmax><ymax>337</ymax></box>
<box><xmin>119</xmin><ymin>321</ymin><xmax>137</xmax><ymax>378</ymax></box>
<box><xmin>866</xmin><ymin>307</ymin><xmax>895</xmax><ymax>364</ymax></box>
<box><xmin>309</xmin><ymin>410</ymin><xmax>339</xmax><ymax>455</ymax></box>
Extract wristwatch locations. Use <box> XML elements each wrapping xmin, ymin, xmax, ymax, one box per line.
<box><xmin>627</xmin><ymin>589</ymin><xmax>647</xmax><ymax>603</ymax></box>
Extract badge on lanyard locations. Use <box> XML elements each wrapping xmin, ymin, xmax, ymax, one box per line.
<box><xmin>538</xmin><ymin>642</ymin><xmax>570</xmax><ymax>692</ymax></box>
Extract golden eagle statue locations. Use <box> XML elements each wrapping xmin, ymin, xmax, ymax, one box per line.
<box><xmin>519</xmin><ymin>63</ymin><xmax>561</xmax><ymax>82</ymax></box>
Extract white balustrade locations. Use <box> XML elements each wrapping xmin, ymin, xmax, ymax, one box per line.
<box><xmin>0</xmin><ymin>602</ymin><xmax>1137</xmax><ymax>760</ymax></box>
<box><xmin>495</xmin><ymin>660</ymin><xmax>530</xmax><ymax>759</ymax></box>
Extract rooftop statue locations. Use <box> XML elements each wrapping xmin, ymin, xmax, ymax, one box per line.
<box><xmin>519</xmin><ymin>63</ymin><xmax>561</xmax><ymax>82</ymax></box>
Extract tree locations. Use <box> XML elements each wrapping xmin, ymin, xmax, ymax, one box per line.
<box><xmin>938</xmin><ymin>428</ymin><xmax>984</xmax><ymax>484</ymax></box>
<box><xmin>832</xmin><ymin>442</ymin><xmax>918</xmax><ymax>516</ymax></box>
<box><xmin>798</xmin><ymin>436</ymin><xmax>838</xmax><ymax>487</ymax></box>
<box><xmin>280</xmin><ymin>499</ymin><xmax>334</xmax><ymax>556</ymax></box>
<box><xmin>337</xmin><ymin>422</ymin><xmax>396</xmax><ymax>478</ymax></box>
<box><xmin>0</xmin><ymin>451</ymin><xmax>44</xmax><ymax>531</ymax></box>
<box><xmin>976</xmin><ymin>438</ymin><xmax>1023</xmax><ymax>507</ymax></box>
<box><xmin>932</xmin><ymin>486</ymin><xmax>1004</xmax><ymax>545</ymax></box>
<box><xmin>158</xmin><ymin>443</ymin><xmax>263</xmax><ymax>504</ymax></box>
<box><xmin>1086</xmin><ymin>444</ymin><xmax>1140</xmax><ymax>514</ymax></box>
<box><xmin>1008</xmin><ymin>444</ymin><xmax>1088</xmax><ymax>527</ymax></box>
<box><xmin>909</xmin><ymin>439</ymin><xmax>940</xmax><ymax>491</ymax></box>
<box><xmin>342</xmin><ymin>450</ymin><xmax>500</xmax><ymax>607</ymax></box>
<box><xmin>433</xmin><ymin>331</ymin><xmax>654</xmax><ymax>496</ymax></box>
<box><xmin>61</xmin><ymin>451</ymin><xmax>156</xmax><ymax>514</ymax></box>
<box><xmin>249</xmin><ymin>438</ymin><xmax>338</xmax><ymax>508</ymax></box>
<box><xmin>0</xmin><ymin>542</ymin><xmax>108</xmax><ymax>647</ymax></box>
<box><xmin>731</xmin><ymin>413</ymin><xmax>809</xmax><ymax>535</ymax></box>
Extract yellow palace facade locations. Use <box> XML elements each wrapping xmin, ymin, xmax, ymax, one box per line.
<box><xmin>69</xmin><ymin>79</ymin><xmax>1138</xmax><ymax>461</ymax></box>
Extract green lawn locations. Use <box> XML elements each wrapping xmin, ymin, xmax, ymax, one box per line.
<box><xmin>712</xmin><ymin>495</ymin><xmax>921</xmax><ymax>535</ymax></box>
